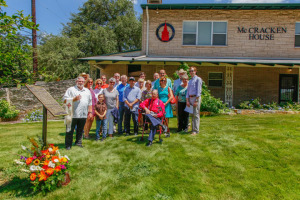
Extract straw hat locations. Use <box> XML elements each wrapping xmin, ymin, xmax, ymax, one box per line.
<box><xmin>176</xmin><ymin>69</ymin><xmax>187</xmax><ymax>75</ymax></box>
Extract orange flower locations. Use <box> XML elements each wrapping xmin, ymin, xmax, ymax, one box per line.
<box><xmin>33</xmin><ymin>159</ymin><xmax>40</xmax><ymax>166</ymax></box>
<box><xmin>29</xmin><ymin>138</ymin><xmax>39</xmax><ymax>148</ymax></box>
<box><xmin>54</xmin><ymin>166</ymin><xmax>61</xmax><ymax>172</ymax></box>
<box><xmin>26</xmin><ymin>157</ymin><xmax>33</xmax><ymax>165</ymax></box>
<box><xmin>43</xmin><ymin>160</ymin><xmax>50</xmax><ymax>166</ymax></box>
<box><xmin>51</xmin><ymin>156</ymin><xmax>59</xmax><ymax>163</ymax></box>
<box><xmin>46</xmin><ymin>154</ymin><xmax>50</xmax><ymax>159</ymax></box>
<box><xmin>52</xmin><ymin>146</ymin><xmax>59</xmax><ymax>152</ymax></box>
<box><xmin>41</xmin><ymin>150</ymin><xmax>49</xmax><ymax>155</ymax></box>
<box><xmin>60</xmin><ymin>157</ymin><xmax>68</xmax><ymax>163</ymax></box>
<box><xmin>45</xmin><ymin>167</ymin><xmax>54</xmax><ymax>176</ymax></box>
<box><xmin>38</xmin><ymin>171</ymin><xmax>48</xmax><ymax>181</ymax></box>
<box><xmin>30</xmin><ymin>173</ymin><xmax>37</xmax><ymax>181</ymax></box>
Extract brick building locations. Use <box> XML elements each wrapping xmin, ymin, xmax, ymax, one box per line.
<box><xmin>80</xmin><ymin>2</ymin><xmax>300</xmax><ymax>106</ymax></box>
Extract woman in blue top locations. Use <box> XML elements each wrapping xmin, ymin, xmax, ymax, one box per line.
<box><xmin>158</xmin><ymin>77</ymin><xmax>173</xmax><ymax>136</ymax></box>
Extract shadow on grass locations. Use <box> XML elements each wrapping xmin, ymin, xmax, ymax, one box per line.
<box><xmin>0</xmin><ymin>177</ymin><xmax>34</xmax><ymax>197</ymax></box>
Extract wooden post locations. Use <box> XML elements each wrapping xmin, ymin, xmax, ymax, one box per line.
<box><xmin>42</xmin><ymin>105</ymin><xmax>47</xmax><ymax>146</ymax></box>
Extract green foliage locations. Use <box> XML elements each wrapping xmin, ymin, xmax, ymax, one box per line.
<box><xmin>201</xmin><ymin>83</ymin><xmax>228</xmax><ymax>113</ymax></box>
<box><xmin>238</xmin><ymin>98</ymin><xmax>300</xmax><ymax>111</ymax></box>
<box><xmin>0</xmin><ymin>99</ymin><xmax>19</xmax><ymax>119</ymax></box>
<box><xmin>62</xmin><ymin>0</ymin><xmax>142</xmax><ymax>55</ymax></box>
<box><xmin>38</xmin><ymin>35</ymin><xmax>89</xmax><ymax>81</ymax></box>
<box><xmin>0</xmin><ymin>0</ymin><xmax>38</xmax><ymax>86</ymax></box>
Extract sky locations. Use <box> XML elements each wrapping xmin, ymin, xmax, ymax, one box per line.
<box><xmin>3</xmin><ymin>0</ymin><xmax>300</xmax><ymax>36</ymax></box>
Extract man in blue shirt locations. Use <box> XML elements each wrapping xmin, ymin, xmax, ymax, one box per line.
<box><xmin>123</xmin><ymin>77</ymin><xmax>142</xmax><ymax>135</ymax></box>
<box><xmin>117</xmin><ymin>75</ymin><xmax>129</xmax><ymax>135</ymax></box>
<box><xmin>153</xmin><ymin>69</ymin><xmax>172</xmax><ymax>90</ymax></box>
<box><xmin>186</xmin><ymin>66</ymin><xmax>203</xmax><ymax>135</ymax></box>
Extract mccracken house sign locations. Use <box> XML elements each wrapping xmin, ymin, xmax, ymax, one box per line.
<box><xmin>237</xmin><ymin>26</ymin><xmax>287</xmax><ymax>40</ymax></box>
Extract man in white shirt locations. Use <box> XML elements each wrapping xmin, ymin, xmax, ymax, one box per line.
<box><xmin>63</xmin><ymin>77</ymin><xmax>93</xmax><ymax>150</ymax></box>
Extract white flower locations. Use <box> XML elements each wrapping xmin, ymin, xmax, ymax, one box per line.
<box><xmin>54</xmin><ymin>159</ymin><xmax>59</xmax><ymax>163</ymax></box>
<box><xmin>48</xmin><ymin>161</ymin><xmax>55</xmax><ymax>168</ymax></box>
<box><xmin>21</xmin><ymin>145</ymin><xmax>27</xmax><ymax>150</ymax></box>
<box><xmin>14</xmin><ymin>160</ymin><xmax>25</xmax><ymax>165</ymax></box>
<box><xmin>48</xmin><ymin>147</ymin><xmax>53</xmax><ymax>152</ymax></box>
<box><xmin>30</xmin><ymin>165</ymin><xmax>42</xmax><ymax>172</ymax></box>
<box><xmin>21</xmin><ymin>169</ymin><xmax>30</xmax><ymax>173</ymax></box>
<box><xmin>64</xmin><ymin>155</ymin><xmax>70</xmax><ymax>160</ymax></box>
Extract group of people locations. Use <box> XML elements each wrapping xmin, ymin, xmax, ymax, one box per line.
<box><xmin>63</xmin><ymin>66</ymin><xmax>202</xmax><ymax>149</ymax></box>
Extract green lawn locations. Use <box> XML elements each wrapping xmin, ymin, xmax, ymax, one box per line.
<box><xmin>0</xmin><ymin>114</ymin><xmax>299</xmax><ymax>200</ymax></box>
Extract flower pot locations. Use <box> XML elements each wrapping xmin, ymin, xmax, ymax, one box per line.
<box><xmin>58</xmin><ymin>172</ymin><xmax>70</xmax><ymax>186</ymax></box>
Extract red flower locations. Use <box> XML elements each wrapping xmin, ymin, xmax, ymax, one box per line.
<box><xmin>26</xmin><ymin>157</ymin><xmax>33</xmax><ymax>165</ymax></box>
<box><xmin>54</xmin><ymin>166</ymin><xmax>61</xmax><ymax>172</ymax></box>
<box><xmin>30</xmin><ymin>173</ymin><xmax>37</xmax><ymax>181</ymax></box>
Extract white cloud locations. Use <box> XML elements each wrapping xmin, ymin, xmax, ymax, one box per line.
<box><xmin>131</xmin><ymin>0</ymin><xmax>138</xmax><ymax>4</ymax></box>
<box><xmin>231</xmin><ymin>0</ymin><xmax>285</xmax><ymax>2</ymax></box>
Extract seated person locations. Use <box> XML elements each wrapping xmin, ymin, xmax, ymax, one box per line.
<box><xmin>139</xmin><ymin>90</ymin><xmax>167</xmax><ymax>147</ymax></box>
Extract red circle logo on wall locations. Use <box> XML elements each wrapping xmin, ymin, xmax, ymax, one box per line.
<box><xmin>156</xmin><ymin>22</ymin><xmax>175</xmax><ymax>42</ymax></box>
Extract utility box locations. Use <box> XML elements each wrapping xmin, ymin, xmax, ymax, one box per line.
<box><xmin>147</xmin><ymin>0</ymin><xmax>162</xmax><ymax>4</ymax></box>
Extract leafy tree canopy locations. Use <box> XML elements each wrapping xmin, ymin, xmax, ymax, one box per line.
<box><xmin>62</xmin><ymin>0</ymin><xmax>142</xmax><ymax>55</ymax></box>
<box><xmin>0</xmin><ymin>0</ymin><xmax>38</xmax><ymax>87</ymax></box>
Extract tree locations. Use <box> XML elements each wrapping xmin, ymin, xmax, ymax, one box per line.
<box><xmin>0</xmin><ymin>0</ymin><xmax>38</xmax><ymax>87</ymax></box>
<box><xmin>62</xmin><ymin>0</ymin><xmax>142</xmax><ymax>56</ymax></box>
<box><xmin>38</xmin><ymin>35</ymin><xmax>89</xmax><ymax>81</ymax></box>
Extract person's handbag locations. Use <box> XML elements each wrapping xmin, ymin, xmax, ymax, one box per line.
<box><xmin>168</xmin><ymin>88</ymin><xmax>177</xmax><ymax>104</ymax></box>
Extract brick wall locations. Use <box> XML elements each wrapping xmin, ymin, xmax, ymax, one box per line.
<box><xmin>142</xmin><ymin>9</ymin><xmax>300</xmax><ymax>58</ymax></box>
<box><xmin>233</xmin><ymin>67</ymin><xmax>299</xmax><ymax>105</ymax></box>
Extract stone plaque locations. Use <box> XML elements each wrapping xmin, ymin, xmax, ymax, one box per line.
<box><xmin>26</xmin><ymin>84</ymin><xmax>67</xmax><ymax>116</ymax></box>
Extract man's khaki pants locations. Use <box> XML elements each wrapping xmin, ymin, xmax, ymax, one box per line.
<box><xmin>190</xmin><ymin>97</ymin><xmax>201</xmax><ymax>133</ymax></box>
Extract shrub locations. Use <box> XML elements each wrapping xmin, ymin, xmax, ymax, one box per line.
<box><xmin>201</xmin><ymin>83</ymin><xmax>228</xmax><ymax>114</ymax></box>
<box><xmin>0</xmin><ymin>100</ymin><xmax>19</xmax><ymax>120</ymax></box>
<box><xmin>24</xmin><ymin>109</ymin><xmax>43</xmax><ymax>122</ymax></box>
<box><xmin>238</xmin><ymin>98</ymin><xmax>262</xmax><ymax>109</ymax></box>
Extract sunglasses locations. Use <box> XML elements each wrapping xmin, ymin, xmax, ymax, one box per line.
<box><xmin>189</xmin><ymin>70</ymin><xmax>195</xmax><ymax>72</ymax></box>
<box><xmin>160</xmin><ymin>80</ymin><xmax>166</xmax><ymax>82</ymax></box>
<box><xmin>110</xmin><ymin>82</ymin><xmax>115</xmax><ymax>84</ymax></box>
<box><xmin>96</xmin><ymin>83</ymin><xmax>102</xmax><ymax>85</ymax></box>
<box><xmin>88</xmin><ymin>81</ymin><xmax>93</xmax><ymax>83</ymax></box>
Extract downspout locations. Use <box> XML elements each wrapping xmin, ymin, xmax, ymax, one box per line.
<box><xmin>146</xmin><ymin>6</ymin><xmax>149</xmax><ymax>56</ymax></box>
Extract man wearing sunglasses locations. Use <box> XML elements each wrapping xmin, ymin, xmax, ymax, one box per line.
<box><xmin>186</xmin><ymin>66</ymin><xmax>203</xmax><ymax>135</ymax></box>
<box><xmin>153</xmin><ymin>69</ymin><xmax>172</xmax><ymax>90</ymax></box>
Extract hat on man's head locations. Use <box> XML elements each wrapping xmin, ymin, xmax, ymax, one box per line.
<box><xmin>129</xmin><ymin>77</ymin><xmax>135</xmax><ymax>81</ymax></box>
<box><xmin>176</xmin><ymin>69</ymin><xmax>187</xmax><ymax>75</ymax></box>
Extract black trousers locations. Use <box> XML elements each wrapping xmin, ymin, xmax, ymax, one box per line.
<box><xmin>124</xmin><ymin>107</ymin><xmax>138</xmax><ymax>134</ymax></box>
<box><xmin>65</xmin><ymin>118</ymin><xmax>86</xmax><ymax>148</ymax></box>
<box><xmin>178</xmin><ymin>102</ymin><xmax>189</xmax><ymax>131</ymax></box>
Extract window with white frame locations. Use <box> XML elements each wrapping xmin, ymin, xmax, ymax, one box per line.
<box><xmin>295</xmin><ymin>23</ymin><xmax>300</xmax><ymax>47</ymax></box>
<box><xmin>208</xmin><ymin>72</ymin><xmax>223</xmax><ymax>87</ymax></box>
<box><xmin>183</xmin><ymin>21</ymin><xmax>227</xmax><ymax>46</ymax></box>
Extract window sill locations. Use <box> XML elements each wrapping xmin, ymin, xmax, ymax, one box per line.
<box><xmin>182</xmin><ymin>45</ymin><xmax>228</xmax><ymax>48</ymax></box>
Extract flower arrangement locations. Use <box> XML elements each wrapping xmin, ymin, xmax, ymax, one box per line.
<box><xmin>15</xmin><ymin>137</ymin><xmax>70</xmax><ymax>194</ymax></box>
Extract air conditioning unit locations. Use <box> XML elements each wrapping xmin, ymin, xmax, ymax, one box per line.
<box><xmin>147</xmin><ymin>0</ymin><xmax>162</xmax><ymax>4</ymax></box>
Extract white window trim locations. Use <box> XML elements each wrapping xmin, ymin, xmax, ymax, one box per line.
<box><xmin>295</xmin><ymin>22</ymin><xmax>300</xmax><ymax>48</ymax></box>
<box><xmin>182</xmin><ymin>20</ymin><xmax>228</xmax><ymax>47</ymax></box>
<box><xmin>208</xmin><ymin>72</ymin><xmax>223</xmax><ymax>88</ymax></box>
